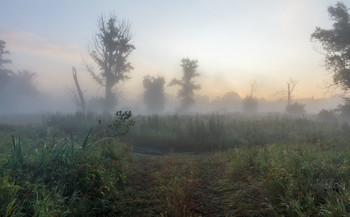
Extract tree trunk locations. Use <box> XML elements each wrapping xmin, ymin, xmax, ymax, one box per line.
<box><xmin>287</xmin><ymin>83</ymin><xmax>291</xmax><ymax>105</ymax></box>
<box><xmin>105</xmin><ymin>80</ymin><xmax>116</xmax><ymax>113</ymax></box>
<box><xmin>72</xmin><ymin>67</ymin><xmax>86</xmax><ymax>112</ymax></box>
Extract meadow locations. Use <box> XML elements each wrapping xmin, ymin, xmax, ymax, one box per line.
<box><xmin>0</xmin><ymin>112</ymin><xmax>350</xmax><ymax>216</ymax></box>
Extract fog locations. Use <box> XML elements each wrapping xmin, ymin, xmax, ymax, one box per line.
<box><xmin>0</xmin><ymin>0</ymin><xmax>347</xmax><ymax>121</ymax></box>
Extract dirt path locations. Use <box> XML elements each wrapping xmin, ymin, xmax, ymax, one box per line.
<box><xmin>123</xmin><ymin>154</ymin><xmax>235</xmax><ymax>217</ymax></box>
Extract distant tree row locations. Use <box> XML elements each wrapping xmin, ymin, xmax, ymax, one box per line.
<box><xmin>86</xmin><ymin>15</ymin><xmax>201</xmax><ymax>113</ymax></box>
<box><xmin>142</xmin><ymin>58</ymin><xmax>201</xmax><ymax>113</ymax></box>
<box><xmin>69</xmin><ymin>1</ymin><xmax>350</xmax><ymax>115</ymax></box>
<box><xmin>1</xmin><ymin>1</ymin><xmax>349</xmax><ymax>116</ymax></box>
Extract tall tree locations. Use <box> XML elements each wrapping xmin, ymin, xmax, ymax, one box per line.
<box><xmin>311</xmin><ymin>2</ymin><xmax>350</xmax><ymax>92</ymax></box>
<box><xmin>143</xmin><ymin>75</ymin><xmax>166</xmax><ymax>113</ymax></box>
<box><xmin>169</xmin><ymin>58</ymin><xmax>200</xmax><ymax>112</ymax></box>
<box><xmin>87</xmin><ymin>15</ymin><xmax>135</xmax><ymax>112</ymax></box>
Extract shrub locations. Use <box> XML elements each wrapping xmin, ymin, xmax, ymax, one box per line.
<box><xmin>285</xmin><ymin>102</ymin><xmax>305</xmax><ymax>117</ymax></box>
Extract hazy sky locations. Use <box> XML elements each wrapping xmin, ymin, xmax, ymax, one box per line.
<box><xmin>0</xmin><ymin>0</ymin><xmax>341</xmax><ymax>101</ymax></box>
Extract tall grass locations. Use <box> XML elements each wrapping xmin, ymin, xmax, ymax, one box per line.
<box><xmin>124</xmin><ymin>114</ymin><xmax>350</xmax><ymax>152</ymax></box>
<box><xmin>14</xmin><ymin>112</ymin><xmax>349</xmax><ymax>153</ymax></box>
<box><xmin>226</xmin><ymin>143</ymin><xmax>350</xmax><ymax>216</ymax></box>
<box><xmin>0</xmin><ymin>133</ymin><xmax>131</xmax><ymax>216</ymax></box>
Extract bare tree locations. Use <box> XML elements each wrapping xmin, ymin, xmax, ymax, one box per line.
<box><xmin>287</xmin><ymin>79</ymin><xmax>298</xmax><ymax>105</ymax></box>
<box><xmin>169</xmin><ymin>58</ymin><xmax>200</xmax><ymax>112</ymax></box>
<box><xmin>242</xmin><ymin>81</ymin><xmax>259</xmax><ymax>113</ymax></box>
<box><xmin>275</xmin><ymin>78</ymin><xmax>298</xmax><ymax>105</ymax></box>
<box><xmin>72</xmin><ymin>67</ymin><xmax>86</xmax><ymax>112</ymax></box>
<box><xmin>277</xmin><ymin>79</ymin><xmax>305</xmax><ymax>116</ymax></box>
<box><xmin>87</xmin><ymin>15</ymin><xmax>135</xmax><ymax>112</ymax></box>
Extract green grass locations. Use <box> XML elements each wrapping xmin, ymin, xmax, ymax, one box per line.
<box><xmin>0</xmin><ymin>134</ymin><xmax>131</xmax><ymax>216</ymax></box>
<box><xmin>224</xmin><ymin>143</ymin><xmax>350</xmax><ymax>216</ymax></box>
<box><xmin>1</xmin><ymin>112</ymin><xmax>350</xmax><ymax>216</ymax></box>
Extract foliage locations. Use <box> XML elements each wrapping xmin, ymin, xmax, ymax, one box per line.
<box><xmin>169</xmin><ymin>58</ymin><xmax>200</xmax><ymax>112</ymax></box>
<box><xmin>143</xmin><ymin>75</ymin><xmax>166</xmax><ymax>113</ymax></box>
<box><xmin>311</xmin><ymin>2</ymin><xmax>350</xmax><ymax>92</ymax></box>
<box><xmin>317</xmin><ymin>109</ymin><xmax>337</xmax><ymax>122</ymax></box>
<box><xmin>87</xmin><ymin>15</ymin><xmax>135</xmax><ymax>112</ymax></box>
<box><xmin>108</xmin><ymin>110</ymin><xmax>135</xmax><ymax>137</ymax></box>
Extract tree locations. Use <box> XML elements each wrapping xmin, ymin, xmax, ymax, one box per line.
<box><xmin>282</xmin><ymin>79</ymin><xmax>305</xmax><ymax>116</ymax></box>
<box><xmin>242</xmin><ymin>81</ymin><xmax>259</xmax><ymax>113</ymax></box>
<box><xmin>72</xmin><ymin>67</ymin><xmax>86</xmax><ymax>112</ymax></box>
<box><xmin>169</xmin><ymin>58</ymin><xmax>200</xmax><ymax>112</ymax></box>
<box><xmin>87</xmin><ymin>15</ymin><xmax>135</xmax><ymax>112</ymax></box>
<box><xmin>0</xmin><ymin>40</ymin><xmax>12</xmax><ymax>67</ymax></box>
<box><xmin>0</xmin><ymin>40</ymin><xmax>13</xmax><ymax>89</ymax></box>
<box><xmin>286</xmin><ymin>79</ymin><xmax>298</xmax><ymax>105</ymax></box>
<box><xmin>143</xmin><ymin>75</ymin><xmax>166</xmax><ymax>113</ymax></box>
<box><xmin>311</xmin><ymin>2</ymin><xmax>350</xmax><ymax>92</ymax></box>
<box><xmin>0</xmin><ymin>40</ymin><xmax>38</xmax><ymax>113</ymax></box>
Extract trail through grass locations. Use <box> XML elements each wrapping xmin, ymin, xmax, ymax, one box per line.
<box><xmin>124</xmin><ymin>143</ymin><xmax>350</xmax><ymax>217</ymax></box>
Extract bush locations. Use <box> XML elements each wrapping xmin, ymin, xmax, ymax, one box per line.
<box><xmin>317</xmin><ymin>109</ymin><xmax>337</xmax><ymax>122</ymax></box>
<box><xmin>285</xmin><ymin>102</ymin><xmax>305</xmax><ymax>117</ymax></box>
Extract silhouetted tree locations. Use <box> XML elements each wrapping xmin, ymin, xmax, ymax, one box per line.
<box><xmin>72</xmin><ymin>67</ymin><xmax>86</xmax><ymax>112</ymax></box>
<box><xmin>286</xmin><ymin>79</ymin><xmax>298</xmax><ymax>105</ymax></box>
<box><xmin>143</xmin><ymin>75</ymin><xmax>166</xmax><ymax>113</ymax></box>
<box><xmin>317</xmin><ymin>109</ymin><xmax>337</xmax><ymax>122</ymax></box>
<box><xmin>169</xmin><ymin>58</ymin><xmax>200</xmax><ymax>112</ymax></box>
<box><xmin>242</xmin><ymin>81</ymin><xmax>258</xmax><ymax>113</ymax></box>
<box><xmin>0</xmin><ymin>40</ymin><xmax>38</xmax><ymax>113</ymax></box>
<box><xmin>0</xmin><ymin>70</ymin><xmax>37</xmax><ymax>112</ymax></box>
<box><xmin>311</xmin><ymin>2</ymin><xmax>350</xmax><ymax>92</ymax></box>
<box><xmin>87</xmin><ymin>15</ymin><xmax>135</xmax><ymax>112</ymax></box>
<box><xmin>0</xmin><ymin>40</ymin><xmax>13</xmax><ymax>89</ymax></box>
<box><xmin>11</xmin><ymin>70</ymin><xmax>37</xmax><ymax>96</ymax></box>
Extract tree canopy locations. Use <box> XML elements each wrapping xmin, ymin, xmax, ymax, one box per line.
<box><xmin>311</xmin><ymin>2</ymin><xmax>350</xmax><ymax>92</ymax></box>
<box><xmin>143</xmin><ymin>75</ymin><xmax>166</xmax><ymax>113</ymax></box>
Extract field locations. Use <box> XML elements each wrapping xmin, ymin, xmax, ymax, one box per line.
<box><xmin>1</xmin><ymin>112</ymin><xmax>350</xmax><ymax>216</ymax></box>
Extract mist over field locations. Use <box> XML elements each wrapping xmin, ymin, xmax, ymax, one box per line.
<box><xmin>0</xmin><ymin>0</ymin><xmax>346</xmax><ymax>118</ymax></box>
<box><xmin>1</xmin><ymin>1</ymin><xmax>350</xmax><ymax>216</ymax></box>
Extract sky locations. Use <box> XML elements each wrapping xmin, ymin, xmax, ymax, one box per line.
<box><xmin>0</xmin><ymin>0</ymin><xmax>342</xmax><ymax>103</ymax></box>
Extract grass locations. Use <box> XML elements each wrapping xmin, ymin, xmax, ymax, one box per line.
<box><xmin>0</xmin><ymin>133</ymin><xmax>131</xmax><ymax>216</ymax></box>
<box><xmin>0</xmin><ymin>112</ymin><xmax>350</xmax><ymax>216</ymax></box>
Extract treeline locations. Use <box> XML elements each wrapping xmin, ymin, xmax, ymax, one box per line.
<box><xmin>0</xmin><ymin>41</ymin><xmax>38</xmax><ymax>113</ymax></box>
